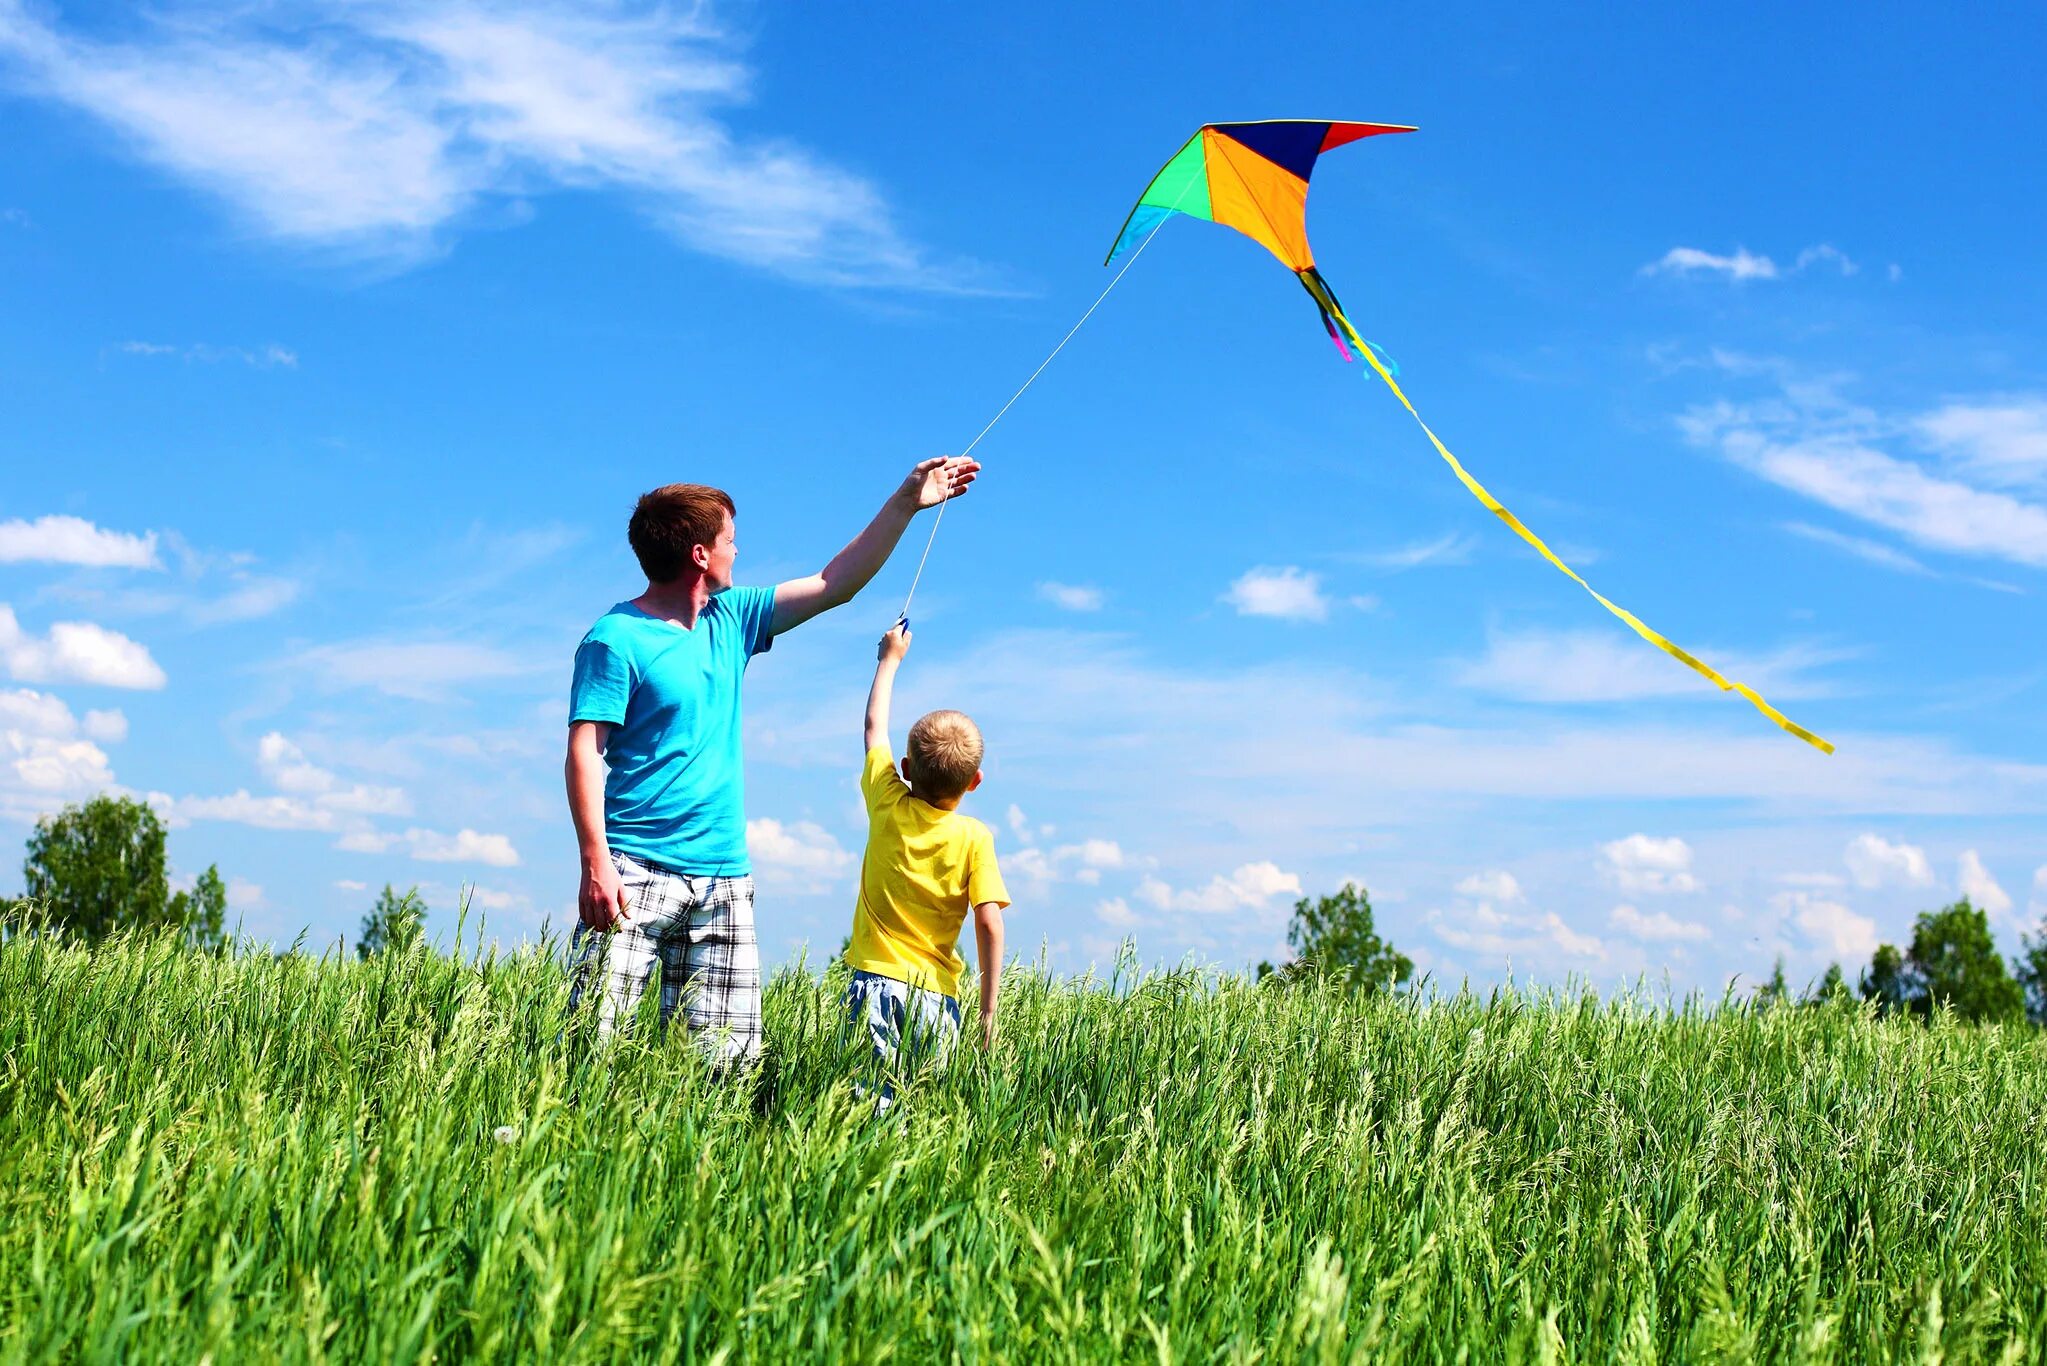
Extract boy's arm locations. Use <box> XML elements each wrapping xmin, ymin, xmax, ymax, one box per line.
<box><xmin>773</xmin><ymin>457</ymin><xmax>980</xmax><ymax>637</ymax></box>
<box><xmin>973</xmin><ymin>902</ymin><xmax>1005</xmax><ymax>1048</ymax></box>
<box><xmin>865</xmin><ymin>624</ymin><xmax>911</xmax><ymax>754</ymax></box>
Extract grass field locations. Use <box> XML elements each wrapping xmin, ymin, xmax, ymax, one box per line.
<box><xmin>3</xmin><ymin>930</ymin><xmax>2045</xmax><ymax>1363</ymax></box>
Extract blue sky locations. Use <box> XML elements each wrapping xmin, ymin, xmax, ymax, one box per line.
<box><xmin>3</xmin><ymin>0</ymin><xmax>2044</xmax><ymax>992</ymax></box>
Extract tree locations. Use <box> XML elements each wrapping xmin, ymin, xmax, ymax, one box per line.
<box><xmin>2016</xmin><ymin>916</ymin><xmax>2047</xmax><ymax>1028</ymax></box>
<box><xmin>1257</xmin><ymin>882</ymin><xmax>1411</xmax><ymax>992</ymax></box>
<box><xmin>1753</xmin><ymin>957</ymin><xmax>1790</xmax><ymax>1007</ymax></box>
<box><xmin>1804</xmin><ymin>961</ymin><xmax>1849</xmax><ymax>1007</ymax></box>
<box><xmin>357</xmin><ymin>885</ymin><xmax>426</xmax><ymax>959</ymax></box>
<box><xmin>169</xmin><ymin>865</ymin><xmax>228</xmax><ymax>952</ymax></box>
<box><xmin>23</xmin><ymin>795</ymin><xmax>173</xmax><ymax>941</ymax></box>
<box><xmin>1859</xmin><ymin>899</ymin><xmax>2024</xmax><ymax>1024</ymax></box>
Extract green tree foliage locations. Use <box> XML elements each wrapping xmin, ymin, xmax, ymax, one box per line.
<box><xmin>168</xmin><ymin>865</ymin><xmax>228</xmax><ymax>952</ymax></box>
<box><xmin>2016</xmin><ymin>916</ymin><xmax>2047</xmax><ymax>1028</ymax></box>
<box><xmin>1804</xmin><ymin>961</ymin><xmax>1849</xmax><ymax>1007</ymax></box>
<box><xmin>358</xmin><ymin>885</ymin><xmax>427</xmax><ymax>959</ymax></box>
<box><xmin>1257</xmin><ymin>882</ymin><xmax>1411</xmax><ymax>992</ymax></box>
<box><xmin>1753</xmin><ymin>957</ymin><xmax>1790</xmax><ymax>1007</ymax></box>
<box><xmin>23</xmin><ymin>795</ymin><xmax>173</xmax><ymax>941</ymax></box>
<box><xmin>1859</xmin><ymin>899</ymin><xmax>2025</xmax><ymax>1024</ymax></box>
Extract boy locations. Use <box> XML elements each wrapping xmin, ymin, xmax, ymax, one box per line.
<box><xmin>844</xmin><ymin>623</ymin><xmax>1008</xmax><ymax>1096</ymax></box>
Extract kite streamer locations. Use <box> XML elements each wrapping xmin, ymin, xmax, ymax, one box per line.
<box><xmin>1106</xmin><ymin>120</ymin><xmax>1834</xmax><ymax>754</ymax></box>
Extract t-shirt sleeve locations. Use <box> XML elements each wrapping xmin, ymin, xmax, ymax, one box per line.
<box><xmin>967</xmin><ymin>826</ymin><xmax>1011</xmax><ymax>909</ymax></box>
<box><xmin>569</xmin><ymin>638</ymin><xmax>631</xmax><ymax>726</ymax></box>
<box><xmin>861</xmin><ymin>744</ymin><xmax>907</xmax><ymax>818</ymax></box>
<box><xmin>727</xmin><ymin>584</ymin><xmax>777</xmax><ymax>656</ymax></box>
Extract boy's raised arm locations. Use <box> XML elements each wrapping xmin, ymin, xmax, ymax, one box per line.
<box><xmin>865</xmin><ymin>623</ymin><xmax>911</xmax><ymax>754</ymax></box>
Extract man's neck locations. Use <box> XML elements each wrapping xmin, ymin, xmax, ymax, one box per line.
<box><xmin>634</xmin><ymin>576</ymin><xmax>714</xmax><ymax>628</ymax></box>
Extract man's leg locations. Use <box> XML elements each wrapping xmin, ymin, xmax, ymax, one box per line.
<box><xmin>566</xmin><ymin>851</ymin><xmax>678</xmax><ymax>1038</ymax></box>
<box><xmin>678</xmin><ymin>874</ymin><xmax>762</xmax><ymax>1071</ymax></box>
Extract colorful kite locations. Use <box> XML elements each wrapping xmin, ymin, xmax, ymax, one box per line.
<box><xmin>1108</xmin><ymin>120</ymin><xmax>1832</xmax><ymax>753</ymax></box>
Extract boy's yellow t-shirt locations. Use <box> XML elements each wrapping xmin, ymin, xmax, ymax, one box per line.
<box><xmin>848</xmin><ymin>745</ymin><xmax>1009</xmax><ymax>999</ymax></box>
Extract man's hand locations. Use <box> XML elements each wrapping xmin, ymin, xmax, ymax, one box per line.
<box><xmin>578</xmin><ymin>856</ymin><xmax>630</xmax><ymax>932</ymax></box>
<box><xmin>877</xmin><ymin>622</ymin><xmax>912</xmax><ymax>664</ymax></box>
<box><xmin>899</xmin><ymin>455</ymin><xmax>980</xmax><ymax>510</ymax></box>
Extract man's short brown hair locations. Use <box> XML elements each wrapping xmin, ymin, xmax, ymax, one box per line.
<box><xmin>629</xmin><ymin>484</ymin><xmax>735</xmax><ymax>583</ymax></box>
<box><xmin>906</xmin><ymin>710</ymin><xmax>983</xmax><ymax>801</ymax></box>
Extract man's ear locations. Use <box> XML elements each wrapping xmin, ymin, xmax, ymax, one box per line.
<box><xmin>967</xmin><ymin>771</ymin><xmax>983</xmax><ymax>793</ymax></box>
<box><xmin>692</xmin><ymin>542</ymin><xmax>712</xmax><ymax>570</ymax></box>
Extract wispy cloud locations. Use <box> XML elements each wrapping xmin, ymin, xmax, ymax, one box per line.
<box><xmin>1600</xmin><ymin>834</ymin><xmax>1702</xmax><ymax>895</ymax></box>
<box><xmin>1844</xmin><ymin>833</ymin><xmax>1932</xmax><ymax>890</ymax></box>
<box><xmin>0</xmin><ymin>515</ymin><xmax>159</xmax><ymax>568</ymax></box>
<box><xmin>1036</xmin><ymin>581</ymin><xmax>1104</xmax><ymax>612</ymax></box>
<box><xmin>747</xmin><ymin>817</ymin><xmax>853</xmax><ymax>893</ymax></box>
<box><xmin>113</xmin><ymin>341</ymin><xmax>297</xmax><ymax>367</ymax></box>
<box><xmin>1780</xmin><ymin>522</ymin><xmax>1932</xmax><ymax>576</ymax></box>
<box><xmin>1913</xmin><ymin>398</ymin><xmax>2047</xmax><ymax>494</ymax></box>
<box><xmin>1957</xmin><ymin>849</ymin><xmax>2013</xmax><ymax>920</ymax></box>
<box><xmin>0</xmin><ymin>1</ymin><xmax>981</xmax><ymax>286</ymax></box>
<box><xmin>281</xmin><ymin>637</ymin><xmax>535</xmax><ymax>701</ymax></box>
<box><xmin>1455</xmin><ymin>627</ymin><xmax>1844</xmax><ymax>704</ymax></box>
<box><xmin>1680</xmin><ymin>369</ymin><xmax>2047</xmax><ymax>570</ymax></box>
<box><xmin>1641</xmin><ymin>242</ymin><xmax>1858</xmax><ymax>283</ymax></box>
<box><xmin>1349</xmin><ymin>533</ymin><xmax>1477</xmax><ymax>571</ymax></box>
<box><xmin>1609</xmin><ymin>903</ymin><xmax>1710</xmax><ymax>943</ymax></box>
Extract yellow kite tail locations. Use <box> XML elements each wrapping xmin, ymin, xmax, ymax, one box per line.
<box><xmin>1307</xmin><ymin>284</ymin><xmax>1833</xmax><ymax>754</ymax></box>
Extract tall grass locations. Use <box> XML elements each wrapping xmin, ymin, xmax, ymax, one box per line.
<box><xmin>2</xmin><ymin>927</ymin><xmax>2043</xmax><ymax>1362</ymax></box>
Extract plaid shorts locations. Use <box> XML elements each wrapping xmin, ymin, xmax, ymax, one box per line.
<box><xmin>567</xmin><ymin>851</ymin><xmax>760</xmax><ymax>1067</ymax></box>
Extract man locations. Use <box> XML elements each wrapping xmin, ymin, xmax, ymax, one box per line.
<box><xmin>564</xmin><ymin>456</ymin><xmax>979</xmax><ymax>1065</ymax></box>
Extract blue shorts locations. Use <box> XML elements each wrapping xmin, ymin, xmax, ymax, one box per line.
<box><xmin>842</xmin><ymin>969</ymin><xmax>961</xmax><ymax>1102</ymax></box>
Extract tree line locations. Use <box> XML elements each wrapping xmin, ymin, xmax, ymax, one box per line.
<box><xmin>5</xmin><ymin>794</ymin><xmax>428</xmax><ymax>959</ymax></box>
<box><xmin>12</xmin><ymin>794</ymin><xmax>2046</xmax><ymax>1021</ymax></box>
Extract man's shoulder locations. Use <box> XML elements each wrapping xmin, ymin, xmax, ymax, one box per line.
<box><xmin>580</xmin><ymin>602</ymin><xmax>646</xmax><ymax>649</ymax></box>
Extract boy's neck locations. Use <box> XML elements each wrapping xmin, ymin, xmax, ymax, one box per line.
<box><xmin>910</xmin><ymin>785</ymin><xmax>965</xmax><ymax>813</ymax></box>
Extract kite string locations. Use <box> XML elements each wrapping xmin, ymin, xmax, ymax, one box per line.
<box><xmin>895</xmin><ymin>180</ymin><xmax>1195</xmax><ymax>622</ymax></box>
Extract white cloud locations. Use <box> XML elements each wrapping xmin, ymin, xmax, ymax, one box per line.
<box><xmin>0</xmin><ymin>514</ymin><xmax>159</xmax><ymax>567</ymax></box>
<box><xmin>1455</xmin><ymin>870</ymin><xmax>1522</xmax><ymax>903</ymax></box>
<box><xmin>4</xmin><ymin>730</ymin><xmax>114</xmax><ymax>794</ymax></box>
<box><xmin>178</xmin><ymin>790</ymin><xmax>338</xmax><ymax>831</ymax></box>
<box><xmin>1642</xmin><ymin>246</ymin><xmax>1779</xmax><ymax>282</ymax></box>
<box><xmin>1429</xmin><ymin>907</ymin><xmax>1607</xmax><ymax>963</ymax></box>
<box><xmin>335</xmin><ymin>879</ymin><xmax>368</xmax><ymax>892</ymax></box>
<box><xmin>251</xmin><ymin>732</ymin><xmax>411</xmax><ymax>816</ymax></box>
<box><xmin>466</xmin><ymin>885</ymin><xmax>517</xmax><ymax>911</ymax></box>
<box><xmin>1781</xmin><ymin>522</ymin><xmax>1932</xmax><ymax>576</ymax></box>
<box><xmin>1054</xmin><ymin>838</ymin><xmax>1125</xmax><ymax>871</ymax></box>
<box><xmin>0</xmin><ymin>3</ymin><xmax>976</xmax><ymax>286</ymax></box>
<box><xmin>82</xmin><ymin>709</ymin><xmax>127</xmax><ymax>743</ymax></box>
<box><xmin>1223</xmin><ymin>566</ymin><xmax>1329</xmax><ymax>622</ymax></box>
<box><xmin>1600</xmin><ymin>834</ymin><xmax>1702</xmax><ymax>895</ymax></box>
<box><xmin>1957</xmin><ymin>850</ymin><xmax>2013</xmax><ymax>919</ymax></box>
<box><xmin>1792</xmin><ymin>244</ymin><xmax>1858</xmax><ymax>276</ymax></box>
<box><xmin>404</xmin><ymin>827</ymin><xmax>521</xmax><ymax>868</ymax></box>
<box><xmin>1776</xmin><ymin>890</ymin><xmax>1879</xmax><ymax>959</ymax></box>
<box><xmin>1643</xmin><ymin>244</ymin><xmax>1857</xmax><ymax>284</ymax></box>
<box><xmin>227</xmin><ymin>878</ymin><xmax>264</xmax><ymax>909</ymax></box>
<box><xmin>0</xmin><ymin>605</ymin><xmax>167</xmax><ymax>689</ymax></box>
<box><xmin>1006</xmin><ymin>803</ymin><xmax>1034</xmax><ymax>845</ymax></box>
<box><xmin>1914</xmin><ymin>399</ymin><xmax>2047</xmax><ymax>493</ymax></box>
<box><xmin>1844</xmin><ymin>833</ymin><xmax>1933</xmax><ymax>890</ymax></box>
<box><xmin>1036</xmin><ymin>582</ymin><xmax>1104</xmax><ymax>612</ymax></box>
<box><xmin>0</xmin><ymin>688</ymin><xmax>82</xmax><ymax>738</ymax></box>
<box><xmin>1609</xmin><ymin>903</ymin><xmax>1710</xmax><ymax>943</ymax></box>
<box><xmin>747</xmin><ymin>817</ymin><xmax>852</xmax><ymax>890</ymax></box>
<box><xmin>1682</xmin><ymin>382</ymin><xmax>2047</xmax><ymax>570</ymax></box>
<box><xmin>283</xmin><ymin>638</ymin><xmax>531</xmax><ymax>700</ymax></box>
<box><xmin>1142</xmin><ymin>861</ymin><xmax>1303</xmax><ymax>915</ymax></box>
<box><xmin>116</xmin><ymin>340</ymin><xmax>297</xmax><ymax>367</ymax></box>
<box><xmin>1096</xmin><ymin>897</ymin><xmax>1140</xmax><ymax>928</ymax></box>
<box><xmin>1456</xmin><ymin>628</ymin><xmax>1840</xmax><ymax>704</ymax></box>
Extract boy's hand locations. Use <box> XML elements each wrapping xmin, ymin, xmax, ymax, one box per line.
<box><xmin>877</xmin><ymin>622</ymin><xmax>912</xmax><ymax>663</ymax></box>
<box><xmin>979</xmin><ymin>1013</ymin><xmax>998</xmax><ymax>1051</ymax></box>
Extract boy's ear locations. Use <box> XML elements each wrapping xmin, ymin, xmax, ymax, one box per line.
<box><xmin>966</xmin><ymin>770</ymin><xmax>983</xmax><ymax>793</ymax></box>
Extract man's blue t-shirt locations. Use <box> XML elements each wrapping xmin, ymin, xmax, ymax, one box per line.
<box><xmin>568</xmin><ymin>589</ymin><xmax>776</xmax><ymax>875</ymax></box>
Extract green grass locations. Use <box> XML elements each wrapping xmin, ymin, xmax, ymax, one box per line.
<box><xmin>2</xmin><ymin>929</ymin><xmax>2044</xmax><ymax>1363</ymax></box>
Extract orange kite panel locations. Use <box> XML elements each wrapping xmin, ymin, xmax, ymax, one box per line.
<box><xmin>1200</xmin><ymin>127</ymin><xmax>1313</xmax><ymax>272</ymax></box>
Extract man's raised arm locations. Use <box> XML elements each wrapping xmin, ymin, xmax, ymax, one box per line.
<box><xmin>771</xmin><ymin>456</ymin><xmax>979</xmax><ymax>636</ymax></box>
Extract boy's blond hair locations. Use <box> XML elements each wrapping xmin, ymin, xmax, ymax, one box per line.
<box><xmin>905</xmin><ymin>709</ymin><xmax>983</xmax><ymax>800</ymax></box>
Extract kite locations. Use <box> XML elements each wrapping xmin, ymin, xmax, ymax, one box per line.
<box><xmin>1105</xmin><ymin>120</ymin><xmax>1833</xmax><ymax>753</ymax></box>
